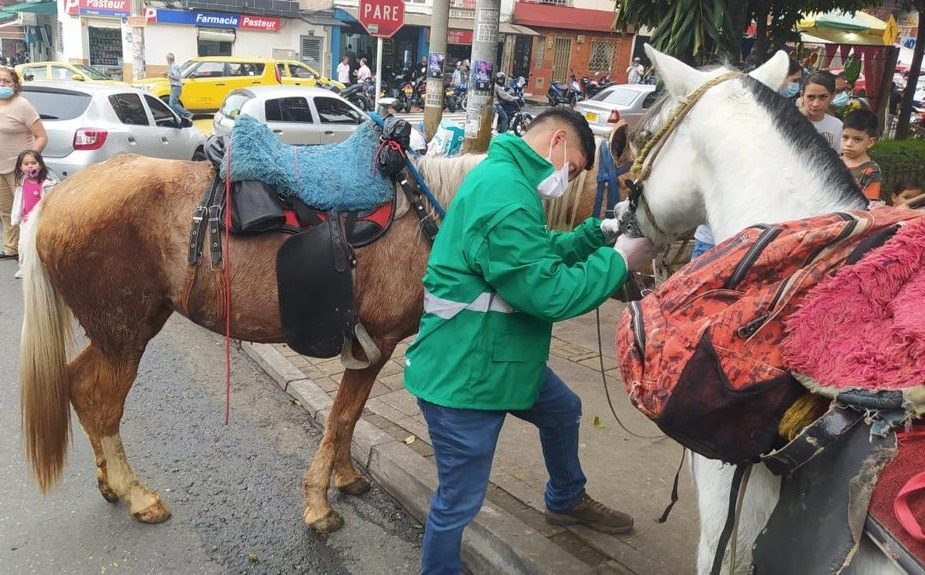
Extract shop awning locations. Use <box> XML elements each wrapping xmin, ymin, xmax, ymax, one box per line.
<box><xmin>797</xmin><ymin>10</ymin><xmax>895</xmax><ymax>46</ymax></box>
<box><xmin>500</xmin><ymin>22</ymin><xmax>537</xmax><ymax>36</ymax></box>
<box><xmin>0</xmin><ymin>0</ymin><xmax>57</xmax><ymax>18</ymax></box>
<box><xmin>301</xmin><ymin>10</ymin><xmax>346</xmax><ymax>27</ymax></box>
<box><xmin>512</xmin><ymin>2</ymin><xmax>621</xmax><ymax>34</ymax></box>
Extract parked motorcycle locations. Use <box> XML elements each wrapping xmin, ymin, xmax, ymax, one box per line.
<box><xmin>580</xmin><ymin>72</ymin><xmax>615</xmax><ymax>99</ymax></box>
<box><xmin>547</xmin><ymin>74</ymin><xmax>582</xmax><ymax>107</ymax></box>
<box><xmin>340</xmin><ymin>78</ymin><xmax>374</xmax><ymax>111</ymax></box>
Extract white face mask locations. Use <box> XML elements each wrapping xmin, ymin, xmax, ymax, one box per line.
<box><xmin>537</xmin><ymin>135</ymin><xmax>569</xmax><ymax>199</ymax></box>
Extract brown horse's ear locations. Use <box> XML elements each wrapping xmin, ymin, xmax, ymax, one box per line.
<box><xmin>609</xmin><ymin>120</ymin><xmax>630</xmax><ymax>164</ymax></box>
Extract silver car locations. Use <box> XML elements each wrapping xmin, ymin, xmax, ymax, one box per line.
<box><xmin>576</xmin><ymin>84</ymin><xmax>660</xmax><ymax>137</ymax></box>
<box><xmin>213</xmin><ymin>85</ymin><xmax>367</xmax><ymax>146</ymax></box>
<box><xmin>21</xmin><ymin>82</ymin><xmax>207</xmax><ymax>179</ymax></box>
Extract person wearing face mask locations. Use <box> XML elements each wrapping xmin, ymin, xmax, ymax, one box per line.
<box><xmin>403</xmin><ymin>107</ymin><xmax>655</xmax><ymax>575</ymax></box>
<box><xmin>778</xmin><ymin>58</ymin><xmax>804</xmax><ymax>101</ymax></box>
<box><xmin>0</xmin><ymin>66</ymin><xmax>47</xmax><ymax>260</ymax></box>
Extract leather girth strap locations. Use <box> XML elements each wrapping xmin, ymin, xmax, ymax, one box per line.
<box><xmin>182</xmin><ymin>173</ymin><xmax>227</xmax><ymax>313</ymax></box>
<box><xmin>396</xmin><ymin>167</ymin><xmax>439</xmax><ymax>244</ymax></box>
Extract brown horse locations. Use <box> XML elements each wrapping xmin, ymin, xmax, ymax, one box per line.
<box><xmin>19</xmin><ymin>124</ymin><xmax>628</xmax><ymax>533</ymax></box>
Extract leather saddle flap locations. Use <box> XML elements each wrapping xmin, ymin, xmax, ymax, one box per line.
<box><xmin>276</xmin><ymin>219</ymin><xmax>354</xmax><ymax>358</ymax></box>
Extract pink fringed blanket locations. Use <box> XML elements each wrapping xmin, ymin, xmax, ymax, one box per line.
<box><xmin>783</xmin><ymin>212</ymin><xmax>925</xmax><ymax>392</ymax></box>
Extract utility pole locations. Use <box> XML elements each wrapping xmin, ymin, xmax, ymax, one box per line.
<box><xmin>129</xmin><ymin>0</ymin><xmax>146</xmax><ymax>81</ymax></box>
<box><xmin>462</xmin><ymin>0</ymin><xmax>500</xmax><ymax>153</ymax></box>
<box><xmin>423</xmin><ymin>0</ymin><xmax>450</xmax><ymax>140</ymax></box>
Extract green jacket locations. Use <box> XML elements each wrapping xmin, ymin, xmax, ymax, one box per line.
<box><xmin>403</xmin><ymin>135</ymin><xmax>629</xmax><ymax>410</ymax></box>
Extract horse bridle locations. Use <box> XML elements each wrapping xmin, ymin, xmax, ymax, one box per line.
<box><xmin>618</xmin><ymin>71</ymin><xmax>745</xmax><ymax>242</ymax></box>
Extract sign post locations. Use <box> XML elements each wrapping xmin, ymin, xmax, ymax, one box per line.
<box><xmin>358</xmin><ymin>0</ymin><xmax>405</xmax><ymax>110</ymax></box>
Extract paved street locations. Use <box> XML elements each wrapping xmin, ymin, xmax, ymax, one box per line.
<box><xmin>0</xmin><ymin>259</ymin><xmax>422</xmax><ymax>575</ymax></box>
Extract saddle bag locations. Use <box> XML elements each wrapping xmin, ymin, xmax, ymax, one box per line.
<box><xmin>228</xmin><ymin>180</ymin><xmax>286</xmax><ymax>234</ymax></box>
<box><xmin>617</xmin><ymin>209</ymin><xmax>923</xmax><ymax>463</ymax></box>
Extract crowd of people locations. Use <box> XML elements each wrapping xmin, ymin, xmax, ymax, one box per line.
<box><xmin>0</xmin><ymin>50</ymin><xmax>30</xmax><ymax>67</ymax></box>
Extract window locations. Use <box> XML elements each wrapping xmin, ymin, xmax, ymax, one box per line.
<box><xmin>591</xmin><ymin>87</ymin><xmax>637</xmax><ymax>106</ymax></box>
<box><xmin>300</xmin><ymin>36</ymin><xmax>322</xmax><ymax>70</ymax></box>
<box><xmin>227</xmin><ymin>62</ymin><xmax>265</xmax><ymax>77</ymax></box>
<box><xmin>23</xmin><ymin>66</ymin><xmax>47</xmax><ymax>80</ymax></box>
<box><xmin>313</xmin><ymin>97</ymin><xmax>364</xmax><ymax>124</ymax></box>
<box><xmin>289</xmin><ymin>63</ymin><xmax>317</xmax><ymax>79</ymax></box>
<box><xmin>265</xmin><ymin>97</ymin><xmax>314</xmax><ymax>123</ymax></box>
<box><xmin>588</xmin><ymin>41</ymin><xmax>615</xmax><ymax>73</ymax></box>
<box><xmin>187</xmin><ymin>62</ymin><xmax>226</xmax><ymax>79</ymax></box>
<box><xmin>276</xmin><ymin>63</ymin><xmax>287</xmax><ymax>79</ymax></box>
<box><xmin>51</xmin><ymin>66</ymin><xmax>74</xmax><ymax>80</ymax></box>
<box><xmin>221</xmin><ymin>92</ymin><xmax>252</xmax><ymax>119</ymax></box>
<box><xmin>145</xmin><ymin>95</ymin><xmax>178</xmax><ymax>127</ymax></box>
<box><xmin>109</xmin><ymin>93</ymin><xmax>149</xmax><ymax>126</ymax></box>
<box><xmin>21</xmin><ymin>89</ymin><xmax>91</xmax><ymax>120</ymax></box>
<box><xmin>642</xmin><ymin>91</ymin><xmax>660</xmax><ymax>109</ymax></box>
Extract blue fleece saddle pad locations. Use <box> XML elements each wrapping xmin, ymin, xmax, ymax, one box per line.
<box><xmin>222</xmin><ymin>114</ymin><xmax>394</xmax><ymax>212</ymax></box>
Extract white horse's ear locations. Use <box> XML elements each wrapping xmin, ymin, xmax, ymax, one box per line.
<box><xmin>749</xmin><ymin>51</ymin><xmax>790</xmax><ymax>90</ymax></box>
<box><xmin>644</xmin><ymin>43</ymin><xmax>707</xmax><ymax>98</ymax></box>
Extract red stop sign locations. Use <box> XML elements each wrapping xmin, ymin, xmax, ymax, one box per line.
<box><xmin>358</xmin><ymin>0</ymin><xmax>405</xmax><ymax>38</ymax></box>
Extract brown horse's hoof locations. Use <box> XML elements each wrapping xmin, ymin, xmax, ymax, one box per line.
<box><xmin>337</xmin><ymin>476</ymin><xmax>371</xmax><ymax>497</ymax></box>
<box><xmin>132</xmin><ymin>500</ymin><xmax>172</xmax><ymax>524</ymax></box>
<box><xmin>306</xmin><ymin>509</ymin><xmax>344</xmax><ymax>533</ymax></box>
<box><xmin>97</xmin><ymin>480</ymin><xmax>119</xmax><ymax>503</ymax></box>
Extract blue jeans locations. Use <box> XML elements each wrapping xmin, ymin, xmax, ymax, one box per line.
<box><xmin>168</xmin><ymin>85</ymin><xmax>191</xmax><ymax>119</ymax></box>
<box><xmin>418</xmin><ymin>367</ymin><xmax>586</xmax><ymax>575</ymax></box>
<box><xmin>494</xmin><ymin>103</ymin><xmax>510</xmax><ymax>133</ymax></box>
<box><xmin>691</xmin><ymin>239</ymin><xmax>715</xmax><ymax>259</ymax></box>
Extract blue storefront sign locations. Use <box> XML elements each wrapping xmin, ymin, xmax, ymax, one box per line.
<box><xmin>148</xmin><ymin>8</ymin><xmax>281</xmax><ymax>31</ymax></box>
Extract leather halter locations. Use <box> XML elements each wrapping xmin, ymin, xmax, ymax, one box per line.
<box><xmin>620</xmin><ymin>71</ymin><xmax>744</xmax><ymax>242</ymax></box>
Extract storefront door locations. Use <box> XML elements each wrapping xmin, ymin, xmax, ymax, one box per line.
<box><xmin>87</xmin><ymin>24</ymin><xmax>122</xmax><ymax>80</ymax></box>
<box><xmin>513</xmin><ymin>35</ymin><xmax>532</xmax><ymax>80</ymax></box>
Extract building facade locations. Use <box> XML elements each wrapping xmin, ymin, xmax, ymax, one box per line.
<box><xmin>53</xmin><ymin>0</ymin><xmax>339</xmax><ymax>80</ymax></box>
<box><xmin>512</xmin><ymin>0</ymin><xmax>635</xmax><ymax>95</ymax></box>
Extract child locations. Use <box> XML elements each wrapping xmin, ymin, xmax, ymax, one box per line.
<box><xmin>11</xmin><ymin>149</ymin><xmax>56</xmax><ymax>278</ymax></box>
<box><xmin>840</xmin><ymin>109</ymin><xmax>882</xmax><ymax>202</ymax></box>
<box><xmin>892</xmin><ymin>180</ymin><xmax>925</xmax><ymax>207</ymax></box>
<box><xmin>800</xmin><ymin>71</ymin><xmax>842</xmax><ymax>152</ymax></box>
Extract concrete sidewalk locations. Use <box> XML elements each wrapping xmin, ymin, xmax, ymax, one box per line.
<box><xmin>243</xmin><ymin>299</ymin><xmax>698</xmax><ymax>574</ymax></box>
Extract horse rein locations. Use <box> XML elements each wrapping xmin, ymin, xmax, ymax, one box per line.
<box><xmin>622</xmin><ymin>71</ymin><xmax>745</xmax><ymax>242</ymax></box>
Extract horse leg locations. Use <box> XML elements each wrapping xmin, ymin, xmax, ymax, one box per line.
<box><xmin>303</xmin><ymin>342</ymin><xmax>396</xmax><ymax>533</ymax></box>
<box><xmin>69</xmin><ymin>340</ymin><xmax>171</xmax><ymax>523</ymax></box>
<box><xmin>690</xmin><ymin>453</ymin><xmax>780</xmax><ymax>574</ymax></box>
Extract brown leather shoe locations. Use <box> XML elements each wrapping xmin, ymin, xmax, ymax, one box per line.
<box><xmin>545</xmin><ymin>492</ymin><xmax>634</xmax><ymax>535</ymax></box>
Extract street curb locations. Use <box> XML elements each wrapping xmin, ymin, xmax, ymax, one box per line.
<box><xmin>241</xmin><ymin>342</ymin><xmax>594</xmax><ymax>575</ymax></box>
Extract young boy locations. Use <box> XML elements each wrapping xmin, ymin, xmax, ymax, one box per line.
<box><xmin>892</xmin><ymin>180</ymin><xmax>925</xmax><ymax>207</ymax></box>
<box><xmin>800</xmin><ymin>71</ymin><xmax>842</xmax><ymax>152</ymax></box>
<box><xmin>840</xmin><ymin>109</ymin><xmax>882</xmax><ymax>202</ymax></box>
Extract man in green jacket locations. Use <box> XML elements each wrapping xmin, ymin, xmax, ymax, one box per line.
<box><xmin>403</xmin><ymin>108</ymin><xmax>655</xmax><ymax>574</ymax></box>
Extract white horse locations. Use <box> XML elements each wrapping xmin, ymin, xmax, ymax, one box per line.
<box><xmin>621</xmin><ymin>45</ymin><xmax>904</xmax><ymax>575</ymax></box>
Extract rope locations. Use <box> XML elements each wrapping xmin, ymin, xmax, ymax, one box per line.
<box><xmin>595</xmin><ymin>308</ymin><xmax>664</xmax><ymax>440</ymax></box>
<box><xmin>630</xmin><ymin>71</ymin><xmax>743</xmax><ymax>184</ymax></box>
<box><xmin>223</xmin><ymin>137</ymin><xmax>233</xmax><ymax>425</ymax></box>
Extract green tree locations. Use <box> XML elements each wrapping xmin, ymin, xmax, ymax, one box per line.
<box><xmin>617</xmin><ymin>0</ymin><xmax>877</xmax><ymax>63</ymax></box>
<box><xmin>895</xmin><ymin>3</ymin><xmax>923</xmax><ymax>139</ymax></box>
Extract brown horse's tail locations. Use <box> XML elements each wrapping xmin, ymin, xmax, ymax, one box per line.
<box><xmin>20</xmin><ymin>202</ymin><xmax>75</xmax><ymax>492</ymax></box>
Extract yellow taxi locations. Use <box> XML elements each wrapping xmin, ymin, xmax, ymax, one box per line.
<box><xmin>132</xmin><ymin>56</ymin><xmax>344</xmax><ymax>113</ymax></box>
<box><xmin>15</xmin><ymin>62</ymin><xmax>128</xmax><ymax>85</ymax></box>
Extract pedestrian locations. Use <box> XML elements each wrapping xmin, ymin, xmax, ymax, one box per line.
<box><xmin>403</xmin><ymin>107</ymin><xmax>655</xmax><ymax>575</ymax></box>
<box><xmin>840</xmin><ymin>109</ymin><xmax>882</xmax><ymax>202</ymax></box>
<box><xmin>337</xmin><ymin>55</ymin><xmax>351</xmax><ymax>85</ymax></box>
<box><xmin>356</xmin><ymin>58</ymin><xmax>371</xmax><ymax>83</ymax></box>
<box><xmin>778</xmin><ymin>58</ymin><xmax>803</xmax><ymax>100</ymax></box>
<box><xmin>0</xmin><ymin>65</ymin><xmax>47</xmax><ymax>260</ymax></box>
<box><xmin>626</xmin><ymin>57</ymin><xmax>644</xmax><ymax>84</ymax></box>
<box><xmin>451</xmin><ymin>61</ymin><xmax>463</xmax><ymax>88</ymax></box>
<box><xmin>10</xmin><ymin>149</ymin><xmax>55</xmax><ymax>278</ymax></box>
<box><xmin>165</xmin><ymin>53</ymin><xmax>192</xmax><ymax>120</ymax></box>
<box><xmin>800</xmin><ymin>71</ymin><xmax>842</xmax><ymax>153</ymax></box>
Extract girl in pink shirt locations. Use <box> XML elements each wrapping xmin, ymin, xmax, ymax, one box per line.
<box><xmin>12</xmin><ymin>149</ymin><xmax>56</xmax><ymax>278</ymax></box>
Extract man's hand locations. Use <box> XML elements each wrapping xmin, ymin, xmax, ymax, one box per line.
<box><xmin>614</xmin><ymin>234</ymin><xmax>656</xmax><ymax>273</ymax></box>
<box><xmin>600</xmin><ymin>218</ymin><xmax>621</xmax><ymax>243</ymax></box>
